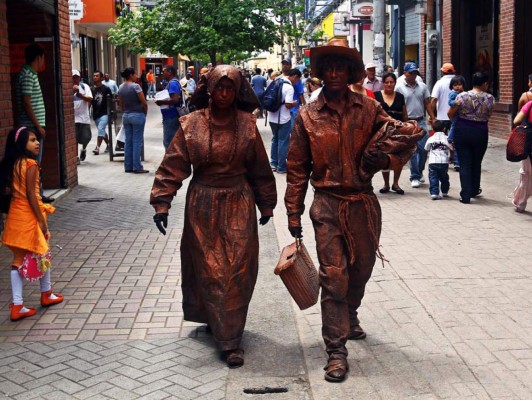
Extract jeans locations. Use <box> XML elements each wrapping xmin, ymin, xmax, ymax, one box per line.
<box><xmin>428</xmin><ymin>163</ymin><xmax>450</xmax><ymax>195</ymax></box>
<box><xmin>453</xmin><ymin>120</ymin><xmax>488</xmax><ymax>202</ymax></box>
<box><xmin>162</xmin><ymin>117</ymin><xmax>180</xmax><ymax>149</ymax></box>
<box><xmin>122</xmin><ymin>112</ymin><xmax>146</xmax><ymax>171</ymax></box>
<box><xmin>290</xmin><ymin>111</ymin><xmax>297</xmax><ymax>131</ymax></box>
<box><xmin>269</xmin><ymin>121</ymin><xmax>292</xmax><ymax>172</ymax></box>
<box><xmin>148</xmin><ymin>83</ymin><xmax>156</xmax><ymax>98</ymax></box>
<box><xmin>448</xmin><ymin>119</ymin><xmax>460</xmax><ymax>166</ymax></box>
<box><xmin>409</xmin><ymin>120</ymin><xmax>429</xmax><ymax>181</ymax></box>
<box><xmin>94</xmin><ymin>115</ymin><xmax>108</xmax><ymax>137</ymax></box>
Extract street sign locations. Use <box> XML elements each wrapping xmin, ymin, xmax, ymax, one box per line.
<box><xmin>69</xmin><ymin>0</ymin><xmax>84</xmax><ymax>20</ymax></box>
<box><xmin>352</xmin><ymin>2</ymin><xmax>373</xmax><ymax>18</ymax></box>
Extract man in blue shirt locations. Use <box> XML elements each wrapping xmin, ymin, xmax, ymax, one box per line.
<box><xmin>155</xmin><ymin>65</ymin><xmax>182</xmax><ymax>149</ymax></box>
<box><xmin>251</xmin><ymin>68</ymin><xmax>267</xmax><ymax>118</ymax></box>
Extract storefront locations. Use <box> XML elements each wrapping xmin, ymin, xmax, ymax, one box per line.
<box><xmin>2</xmin><ymin>0</ymin><xmax>77</xmax><ymax>189</ymax></box>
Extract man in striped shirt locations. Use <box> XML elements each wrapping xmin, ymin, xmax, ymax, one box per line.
<box><xmin>15</xmin><ymin>44</ymin><xmax>53</xmax><ymax>203</ymax></box>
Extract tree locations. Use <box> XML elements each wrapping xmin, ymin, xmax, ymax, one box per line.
<box><xmin>109</xmin><ymin>0</ymin><xmax>280</xmax><ymax>65</ymax></box>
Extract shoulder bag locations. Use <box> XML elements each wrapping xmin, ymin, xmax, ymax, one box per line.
<box><xmin>507</xmin><ymin>106</ymin><xmax>532</xmax><ymax>162</ymax></box>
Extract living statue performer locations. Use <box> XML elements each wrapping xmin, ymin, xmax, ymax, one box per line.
<box><xmin>150</xmin><ymin>65</ymin><xmax>277</xmax><ymax>368</ymax></box>
<box><xmin>284</xmin><ymin>39</ymin><xmax>424</xmax><ymax>382</ymax></box>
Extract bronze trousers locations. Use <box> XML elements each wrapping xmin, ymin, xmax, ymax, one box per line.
<box><xmin>309</xmin><ymin>191</ymin><xmax>381</xmax><ymax>360</ymax></box>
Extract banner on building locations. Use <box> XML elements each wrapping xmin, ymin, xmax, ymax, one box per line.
<box><xmin>475</xmin><ymin>23</ymin><xmax>493</xmax><ymax>83</ymax></box>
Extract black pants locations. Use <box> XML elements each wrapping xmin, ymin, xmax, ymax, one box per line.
<box><xmin>454</xmin><ymin>120</ymin><xmax>488</xmax><ymax>202</ymax></box>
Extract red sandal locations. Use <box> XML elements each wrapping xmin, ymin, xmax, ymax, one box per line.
<box><xmin>10</xmin><ymin>304</ymin><xmax>37</xmax><ymax>321</ymax></box>
<box><xmin>41</xmin><ymin>290</ymin><xmax>64</xmax><ymax>307</ymax></box>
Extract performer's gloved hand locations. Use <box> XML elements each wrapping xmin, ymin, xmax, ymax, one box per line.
<box><xmin>362</xmin><ymin>151</ymin><xmax>390</xmax><ymax>174</ymax></box>
<box><xmin>259</xmin><ymin>216</ymin><xmax>271</xmax><ymax>225</ymax></box>
<box><xmin>288</xmin><ymin>226</ymin><xmax>303</xmax><ymax>238</ymax></box>
<box><xmin>153</xmin><ymin>213</ymin><xmax>168</xmax><ymax>235</ymax></box>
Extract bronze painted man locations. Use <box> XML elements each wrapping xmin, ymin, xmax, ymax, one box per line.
<box><xmin>285</xmin><ymin>39</ymin><xmax>423</xmax><ymax>382</ymax></box>
<box><xmin>151</xmin><ymin>65</ymin><xmax>277</xmax><ymax>368</ymax></box>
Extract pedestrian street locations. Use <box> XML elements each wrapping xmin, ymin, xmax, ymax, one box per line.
<box><xmin>0</xmin><ymin>104</ymin><xmax>531</xmax><ymax>399</ymax></box>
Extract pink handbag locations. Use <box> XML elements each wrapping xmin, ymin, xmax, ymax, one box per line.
<box><xmin>18</xmin><ymin>250</ymin><xmax>51</xmax><ymax>282</ymax></box>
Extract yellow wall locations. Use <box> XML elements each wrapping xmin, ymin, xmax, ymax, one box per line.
<box><xmin>322</xmin><ymin>13</ymin><xmax>334</xmax><ymax>40</ymax></box>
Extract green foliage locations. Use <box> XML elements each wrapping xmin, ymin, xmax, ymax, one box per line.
<box><xmin>109</xmin><ymin>0</ymin><xmax>287</xmax><ymax>64</ymax></box>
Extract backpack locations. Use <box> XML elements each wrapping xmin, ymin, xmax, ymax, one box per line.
<box><xmin>262</xmin><ymin>79</ymin><xmax>288</xmax><ymax>112</ymax></box>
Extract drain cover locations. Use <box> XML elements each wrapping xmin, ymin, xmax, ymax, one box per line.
<box><xmin>76</xmin><ymin>197</ymin><xmax>114</xmax><ymax>202</ymax></box>
<box><xmin>243</xmin><ymin>387</ymin><xmax>289</xmax><ymax>394</ymax></box>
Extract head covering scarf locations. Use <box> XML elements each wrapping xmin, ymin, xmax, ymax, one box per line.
<box><xmin>190</xmin><ymin>65</ymin><xmax>260</xmax><ymax>113</ymax></box>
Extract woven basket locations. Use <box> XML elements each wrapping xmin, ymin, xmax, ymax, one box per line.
<box><xmin>274</xmin><ymin>239</ymin><xmax>319</xmax><ymax>310</ymax></box>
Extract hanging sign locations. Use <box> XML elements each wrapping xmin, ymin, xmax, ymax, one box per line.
<box><xmin>69</xmin><ymin>0</ymin><xmax>84</xmax><ymax>20</ymax></box>
<box><xmin>351</xmin><ymin>2</ymin><xmax>373</xmax><ymax>18</ymax></box>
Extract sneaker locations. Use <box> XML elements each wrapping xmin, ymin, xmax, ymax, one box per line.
<box><xmin>419</xmin><ymin>177</ymin><xmax>425</xmax><ymax>184</ymax></box>
<box><xmin>104</xmin><ymin>147</ymin><xmax>110</xmax><ymax>153</ymax></box>
<box><xmin>92</xmin><ymin>147</ymin><xmax>99</xmax><ymax>155</ymax></box>
<box><xmin>442</xmin><ymin>192</ymin><xmax>449</xmax><ymax>197</ymax></box>
<box><xmin>411</xmin><ymin>180</ymin><xmax>420</xmax><ymax>188</ymax></box>
<box><xmin>80</xmin><ymin>149</ymin><xmax>87</xmax><ymax>161</ymax></box>
<box><xmin>431</xmin><ymin>194</ymin><xmax>442</xmax><ymax>200</ymax></box>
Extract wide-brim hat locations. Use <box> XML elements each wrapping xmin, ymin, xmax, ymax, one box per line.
<box><xmin>310</xmin><ymin>38</ymin><xmax>364</xmax><ymax>81</ymax></box>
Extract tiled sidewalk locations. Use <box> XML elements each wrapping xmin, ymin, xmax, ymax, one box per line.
<box><xmin>0</xmin><ymin>103</ymin><xmax>531</xmax><ymax>399</ymax></box>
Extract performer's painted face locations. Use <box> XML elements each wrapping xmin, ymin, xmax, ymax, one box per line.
<box><xmin>212</xmin><ymin>77</ymin><xmax>236</xmax><ymax>109</ymax></box>
<box><xmin>322</xmin><ymin>63</ymin><xmax>349</xmax><ymax>91</ymax></box>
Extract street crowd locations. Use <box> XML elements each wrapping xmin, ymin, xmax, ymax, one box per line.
<box><xmin>0</xmin><ymin>40</ymin><xmax>531</xmax><ymax>384</ymax></box>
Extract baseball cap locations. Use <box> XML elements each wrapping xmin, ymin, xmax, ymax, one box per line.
<box><xmin>440</xmin><ymin>63</ymin><xmax>455</xmax><ymax>73</ymax></box>
<box><xmin>72</xmin><ymin>69</ymin><xmax>81</xmax><ymax>76</ymax></box>
<box><xmin>404</xmin><ymin>62</ymin><xmax>419</xmax><ymax>73</ymax></box>
<box><xmin>365</xmin><ymin>62</ymin><xmax>376</xmax><ymax>69</ymax></box>
<box><xmin>281</xmin><ymin>58</ymin><xmax>292</xmax><ymax>65</ymax></box>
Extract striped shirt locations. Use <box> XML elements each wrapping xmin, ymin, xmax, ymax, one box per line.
<box><xmin>16</xmin><ymin>65</ymin><xmax>45</xmax><ymax>128</ymax></box>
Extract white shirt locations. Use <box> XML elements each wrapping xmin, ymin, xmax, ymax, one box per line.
<box><xmin>267</xmin><ymin>77</ymin><xmax>294</xmax><ymax>124</ymax></box>
<box><xmin>74</xmin><ymin>82</ymin><xmax>92</xmax><ymax>124</ymax></box>
<box><xmin>431</xmin><ymin>75</ymin><xmax>455</xmax><ymax>121</ymax></box>
<box><xmin>309</xmin><ymin>87</ymin><xmax>322</xmax><ymax>103</ymax></box>
<box><xmin>424</xmin><ymin>131</ymin><xmax>453</xmax><ymax>164</ymax></box>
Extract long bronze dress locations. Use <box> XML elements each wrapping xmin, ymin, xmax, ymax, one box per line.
<box><xmin>150</xmin><ymin>108</ymin><xmax>276</xmax><ymax>351</ymax></box>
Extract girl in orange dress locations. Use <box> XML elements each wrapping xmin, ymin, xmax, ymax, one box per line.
<box><xmin>0</xmin><ymin>127</ymin><xmax>63</xmax><ymax>321</ymax></box>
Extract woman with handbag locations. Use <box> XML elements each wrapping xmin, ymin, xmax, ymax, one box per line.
<box><xmin>448</xmin><ymin>72</ymin><xmax>494</xmax><ymax>204</ymax></box>
<box><xmin>150</xmin><ymin>65</ymin><xmax>276</xmax><ymax>368</ymax></box>
<box><xmin>511</xmin><ymin>100</ymin><xmax>532</xmax><ymax>213</ymax></box>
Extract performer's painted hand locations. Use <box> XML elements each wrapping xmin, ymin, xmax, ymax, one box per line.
<box><xmin>153</xmin><ymin>213</ymin><xmax>168</xmax><ymax>235</ymax></box>
<box><xmin>259</xmin><ymin>216</ymin><xmax>271</xmax><ymax>225</ymax></box>
<box><xmin>362</xmin><ymin>151</ymin><xmax>390</xmax><ymax>174</ymax></box>
<box><xmin>288</xmin><ymin>226</ymin><xmax>303</xmax><ymax>238</ymax></box>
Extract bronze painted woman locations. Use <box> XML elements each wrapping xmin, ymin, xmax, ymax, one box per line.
<box><xmin>150</xmin><ymin>65</ymin><xmax>277</xmax><ymax>367</ymax></box>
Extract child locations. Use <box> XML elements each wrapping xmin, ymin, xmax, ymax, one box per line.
<box><xmin>424</xmin><ymin>120</ymin><xmax>453</xmax><ymax>200</ymax></box>
<box><xmin>0</xmin><ymin>126</ymin><xmax>63</xmax><ymax>321</ymax></box>
<box><xmin>447</xmin><ymin>75</ymin><xmax>466</xmax><ymax>170</ymax></box>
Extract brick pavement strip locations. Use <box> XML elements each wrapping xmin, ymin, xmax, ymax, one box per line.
<box><xmin>1</xmin><ymin>106</ymin><xmax>531</xmax><ymax>398</ymax></box>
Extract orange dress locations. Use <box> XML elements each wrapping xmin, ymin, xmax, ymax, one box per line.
<box><xmin>1</xmin><ymin>158</ymin><xmax>55</xmax><ymax>255</ymax></box>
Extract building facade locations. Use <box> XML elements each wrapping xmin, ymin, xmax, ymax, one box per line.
<box><xmin>1</xmin><ymin>0</ymin><xmax>77</xmax><ymax>189</ymax></box>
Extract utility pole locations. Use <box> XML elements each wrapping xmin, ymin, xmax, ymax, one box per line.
<box><xmin>373</xmin><ymin>0</ymin><xmax>386</xmax><ymax>76</ymax></box>
<box><xmin>425</xmin><ymin>0</ymin><xmax>437</xmax><ymax>91</ymax></box>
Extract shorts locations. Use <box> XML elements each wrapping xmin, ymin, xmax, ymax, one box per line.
<box><xmin>75</xmin><ymin>123</ymin><xmax>92</xmax><ymax>146</ymax></box>
<box><xmin>94</xmin><ymin>115</ymin><xmax>108</xmax><ymax>137</ymax></box>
